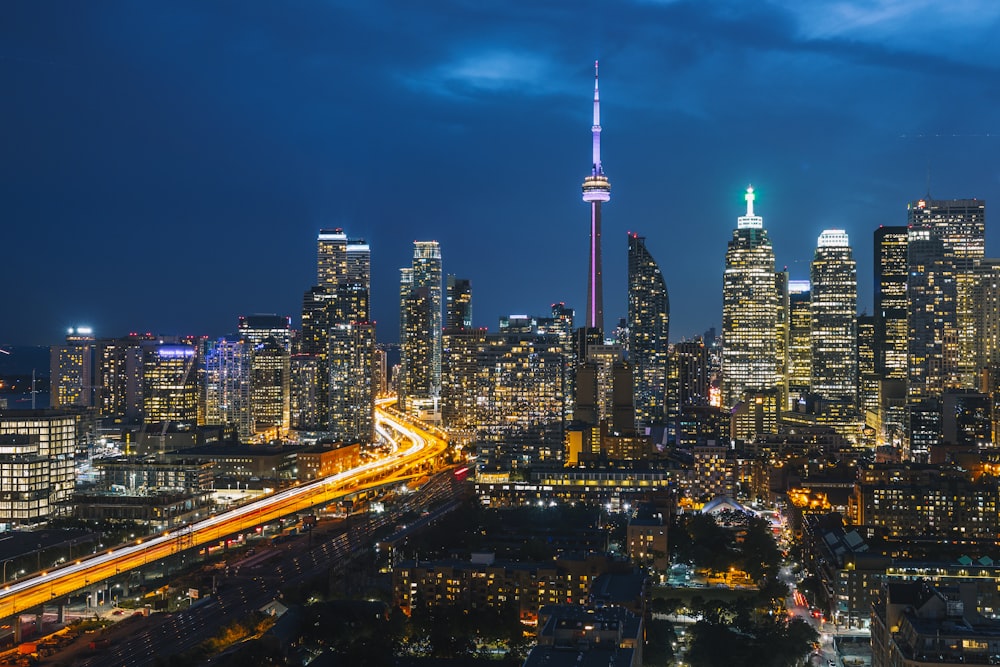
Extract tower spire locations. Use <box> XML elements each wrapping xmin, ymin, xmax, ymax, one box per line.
<box><xmin>582</xmin><ymin>61</ymin><xmax>611</xmax><ymax>333</ymax></box>
<box><xmin>592</xmin><ymin>60</ymin><xmax>602</xmax><ymax>175</ymax></box>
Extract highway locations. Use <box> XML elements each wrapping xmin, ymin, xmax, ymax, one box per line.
<box><xmin>0</xmin><ymin>401</ymin><xmax>449</xmax><ymax>619</ymax></box>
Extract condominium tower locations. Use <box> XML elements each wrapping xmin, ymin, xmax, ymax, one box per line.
<box><xmin>399</xmin><ymin>241</ymin><xmax>442</xmax><ymax>412</ymax></box>
<box><xmin>627</xmin><ymin>233</ymin><xmax>669</xmax><ymax>428</ymax></box>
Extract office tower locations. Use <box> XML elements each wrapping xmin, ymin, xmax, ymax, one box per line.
<box><xmin>974</xmin><ymin>259</ymin><xmax>1000</xmax><ymax>372</ymax></box>
<box><xmin>857</xmin><ymin>314</ymin><xmax>879</xmax><ymax>424</ymax></box>
<box><xmin>973</xmin><ymin>259</ymin><xmax>1000</xmax><ymax>445</ymax></box>
<box><xmin>874</xmin><ymin>226</ymin><xmax>908</xmax><ymax>379</ymax></box>
<box><xmin>301</xmin><ymin>228</ymin><xmax>374</xmax><ymax>440</ymax></box>
<box><xmin>907</xmin><ymin>198</ymin><xmax>985</xmax><ymax>400</ymax></box>
<box><xmin>786</xmin><ymin>280</ymin><xmax>812</xmax><ymax>407</ymax></box>
<box><xmin>476</xmin><ymin>332</ymin><xmax>566</xmax><ymax>465</ymax></box>
<box><xmin>581</xmin><ymin>61</ymin><xmax>611</xmax><ymax>333</ymax></box>
<box><xmin>238</xmin><ymin>314</ymin><xmax>291</xmax><ymax>439</ymax></box>
<box><xmin>0</xmin><ymin>410</ymin><xmax>76</xmax><ymax>523</ymax></box>
<box><xmin>50</xmin><ymin>327</ymin><xmax>95</xmax><ymax>408</ymax></box>
<box><xmin>722</xmin><ymin>186</ymin><xmax>778</xmax><ymax>408</ymax></box>
<box><xmin>399</xmin><ymin>241</ymin><xmax>442</xmax><ymax>412</ymax></box>
<box><xmin>810</xmin><ymin>229</ymin><xmax>858</xmax><ymax>405</ymax></box>
<box><xmin>142</xmin><ymin>342</ymin><xmax>200</xmax><ymax>425</ymax></box>
<box><xmin>627</xmin><ymin>233</ymin><xmax>669</xmax><ymax>429</ymax></box>
<box><xmin>775</xmin><ymin>270</ymin><xmax>790</xmax><ymax>410</ymax></box>
<box><xmin>203</xmin><ymin>337</ymin><xmax>251</xmax><ymax>439</ymax></box>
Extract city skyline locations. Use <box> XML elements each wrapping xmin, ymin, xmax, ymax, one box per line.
<box><xmin>4</xmin><ymin>2</ymin><xmax>1000</xmax><ymax>346</ymax></box>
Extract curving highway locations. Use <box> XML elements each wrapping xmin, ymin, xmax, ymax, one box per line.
<box><xmin>0</xmin><ymin>401</ymin><xmax>449</xmax><ymax>618</ymax></box>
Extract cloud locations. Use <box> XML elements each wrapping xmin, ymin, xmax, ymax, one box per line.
<box><xmin>401</xmin><ymin>48</ymin><xmax>571</xmax><ymax>100</ymax></box>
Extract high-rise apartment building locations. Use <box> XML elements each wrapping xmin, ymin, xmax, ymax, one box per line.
<box><xmin>627</xmin><ymin>233</ymin><xmax>669</xmax><ymax>428</ymax></box>
<box><xmin>786</xmin><ymin>280</ymin><xmax>812</xmax><ymax>407</ymax></box>
<box><xmin>810</xmin><ymin>229</ymin><xmax>858</xmax><ymax>405</ymax></box>
<box><xmin>289</xmin><ymin>354</ymin><xmax>320</xmax><ymax>431</ymax></box>
<box><xmin>581</xmin><ymin>62</ymin><xmax>610</xmax><ymax>333</ymax></box>
<box><xmin>445</xmin><ymin>276</ymin><xmax>472</xmax><ymax>330</ymax></box>
<box><xmin>300</xmin><ymin>228</ymin><xmax>375</xmax><ymax>441</ymax></box>
<box><xmin>907</xmin><ymin>198</ymin><xmax>985</xmax><ymax>401</ymax></box>
<box><xmin>399</xmin><ymin>241</ymin><xmax>442</xmax><ymax>413</ymax></box>
<box><xmin>722</xmin><ymin>186</ymin><xmax>778</xmax><ymax>408</ymax></box>
<box><xmin>539</xmin><ymin>303</ymin><xmax>577</xmax><ymax>419</ymax></box>
<box><xmin>476</xmin><ymin>333</ymin><xmax>567</xmax><ymax>465</ymax></box>
<box><xmin>874</xmin><ymin>226</ymin><xmax>908</xmax><ymax>380</ymax></box>
<box><xmin>50</xmin><ymin>327</ymin><xmax>95</xmax><ymax>409</ymax></box>
<box><xmin>666</xmin><ymin>339</ymin><xmax>711</xmax><ymax>438</ymax></box>
<box><xmin>327</xmin><ymin>322</ymin><xmax>376</xmax><ymax>443</ymax></box>
<box><xmin>442</xmin><ymin>277</ymin><xmax>484</xmax><ymax>433</ymax></box>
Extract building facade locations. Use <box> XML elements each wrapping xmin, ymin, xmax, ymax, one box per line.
<box><xmin>722</xmin><ymin>186</ymin><xmax>778</xmax><ymax>408</ymax></box>
<box><xmin>810</xmin><ymin>229</ymin><xmax>858</xmax><ymax>405</ymax></box>
<box><xmin>627</xmin><ymin>233</ymin><xmax>669</xmax><ymax>429</ymax></box>
<box><xmin>399</xmin><ymin>241</ymin><xmax>442</xmax><ymax>413</ymax></box>
<box><xmin>0</xmin><ymin>410</ymin><xmax>76</xmax><ymax>523</ymax></box>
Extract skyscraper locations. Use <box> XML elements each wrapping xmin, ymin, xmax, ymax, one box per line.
<box><xmin>142</xmin><ymin>342</ymin><xmax>200</xmax><ymax>425</ymax></box>
<box><xmin>441</xmin><ymin>277</ymin><xmax>485</xmax><ymax>434</ymax></box>
<box><xmin>786</xmin><ymin>280</ymin><xmax>811</xmax><ymax>406</ymax></box>
<box><xmin>300</xmin><ymin>228</ymin><xmax>375</xmax><ymax>441</ymax></box>
<box><xmin>399</xmin><ymin>241</ymin><xmax>442</xmax><ymax>412</ymax></box>
<box><xmin>445</xmin><ymin>275</ymin><xmax>472</xmax><ymax>330</ymax></box>
<box><xmin>50</xmin><ymin>327</ymin><xmax>95</xmax><ymax>408</ymax></box>
<box><xmin>238</xmin><ymin>314</ymin><xmax>291</xmax><ymax>439</ymax></box>
<box><xmin>874</xmin><ymin>226</ymin><xmax>908</xmax><ymax>380</ymax></box>
<box><xmin>581</xmin><ymin>61</ymin><xmax>610</xmax><ymax>333</ymax></box>
<box><xmin>722</xmin><ymin>186</ymin><xmax>778</xmax><ymax>409</ymax></box>
<box><xmin>627</xmin><ymin>233</ymin><xmax>669</xmax><ymax>428</ymax></box>
<box><xmin>810</xmin><ymin>229</ymin><xmax>858</xmax><ymax>404</ymax></box>
<box><xmin>203</xmin><ymin>337</ymin><xmax>251</xmax><ymax>438</ymax></box>
<box><xmin>906</xmin><ymin>198</ymin><xmax>985</xmax><ymax>398</ymax></box>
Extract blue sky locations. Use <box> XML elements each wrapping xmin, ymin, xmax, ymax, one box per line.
<box><xmin>3</xmin><ymin>1</ymin><xmax>1000</xmax><ymax>345</ymax></box>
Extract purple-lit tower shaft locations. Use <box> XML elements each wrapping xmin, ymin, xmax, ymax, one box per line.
<box><xmin>581</xmin><ymin>61</ymin><xmax>611</xmax><ymax>333</ymax></box>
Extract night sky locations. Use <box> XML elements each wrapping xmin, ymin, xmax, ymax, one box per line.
<box><xmin>4</xmin><ymin>2</ymin><xmax>1000</xmax><ymax>347</ymax></box>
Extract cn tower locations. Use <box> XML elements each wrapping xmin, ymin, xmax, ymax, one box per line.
<box><xmin>581</xmin><ymin>60</ymin><xmax>610</xmax><ymax>333</ymax></box>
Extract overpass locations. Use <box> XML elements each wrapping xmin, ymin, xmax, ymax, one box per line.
<box><xmin>0</xmin><ymin>400</ymin><xmax>449</xmax><ymax>619</ymax></box>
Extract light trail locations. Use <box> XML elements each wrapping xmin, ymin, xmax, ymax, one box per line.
<box><xmin>0</xmin><ymin>401</ymin><xmax>446</xmax><ymax>617</ymax></box>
